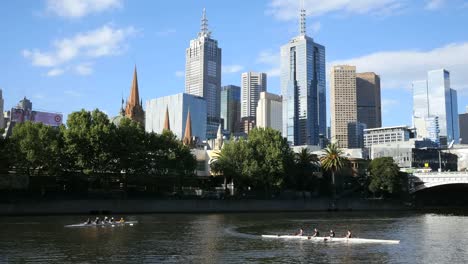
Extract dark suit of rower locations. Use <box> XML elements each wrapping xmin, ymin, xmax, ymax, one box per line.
<box><xmin>312</xmin><ymin>228</ymin><xmax>320</xmax><ymax>237</ymax></box>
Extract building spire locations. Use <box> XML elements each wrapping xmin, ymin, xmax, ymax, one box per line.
<box><xmin>183</xmin><ymin>109</ymin><xmax>193</xmax><ymax>146</ymax></box>
<box><xmin>128</xmin><ymin>65</ymin><xmax>140</xmax><ymax>106</ymax></box>
<box><xmin>163</xmin><ymin>106</ymin><xmax>171</xmax><ymax>131</ymax></box>
<box><xmin>199</xmin><ymin>8</ymin><xmax>211</xmax><ymax>38</ymax></box>
<box><xmin>299</xmin><ymin>0</ymin><xmax>306</xmax><ymax>36</ymax></box>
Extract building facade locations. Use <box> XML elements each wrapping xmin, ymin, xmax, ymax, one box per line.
<box><xmin>0</xmin><ymin>89</ymin><xmax>4</xmax><ymax>129</ymax></box>
<box><xmin>145</xmin><ymin>93</ymin><xmax>207</xmax><ymax>141</ymax></box>
<box><xmin>241</xmin><ymin>72</ymin><xmax>266</xmax><ymax>133</ymax></box>
<box><xmin>356</xmin><ymin>72</ymin><xmax>381</xmax><ymax>129</ymax></box>
<box><xmin>331</xmin><ymin>65</ymin><xmax>359</xmax><ymax>148</ymax></box>
<box><xmin>412</xmin><ymin>69</ymin><xmax>459</xmax><ymax>146</ymax></box>
<box><xmin>364</xmin><ymin>125</ymin><xmax>413</xmax><ymax>149</ymax></box>
<box><xmin>256</xmin><ymin>91</ymin><xmax>282</xmax><ymax>132</ymax></box>
<box><xmin>220</xmin><ymin>85</ymin><xmax>240</xmax><ymax>133</ymax></box>
<box><xmin>281</xmin><ymin>7</ymin><xmax>326</xmax><ymax>146</ymax></box>
<box><xmin>185</xmin><ymin>9</ymin><xmax>221</xmax><ymax>139</ymax></box>
<box><xmin>459</xmin><ymin>107</ymin><xmax>468</xmax><ymax>144</ymax></box>
<box><xmin>124</xmin><ymin>66</ymin><xmax>145</xmax><ymax>126</ymax></box>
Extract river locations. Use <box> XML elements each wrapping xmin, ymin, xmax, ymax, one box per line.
<box><xmin>0</xmin><ymin>211</ymin><xmax>467</xmax><ymax>263</ymax></box>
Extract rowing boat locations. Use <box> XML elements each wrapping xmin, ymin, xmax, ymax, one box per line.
<box><xmin>65</xmin><ymin>221</ymin><xmax>138</xmax><ymax>228</ymax></box>
<box><xmin>261</xmin><ymin>235</ymin><xmax>399</xmax><ymax>244</ymax></box>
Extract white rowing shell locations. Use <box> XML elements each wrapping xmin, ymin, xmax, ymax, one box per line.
<box><xmin>261</xmin><ymin>235</ymin><xmax>399</xmax><ymax>244</ymax></box>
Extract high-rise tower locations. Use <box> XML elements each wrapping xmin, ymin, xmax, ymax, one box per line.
<box><xmin>281</xmin><ymin>5</ymin><xmax>326</xmax><ymax>146</ymax></box>
<box><xmin>185</xmin><ymin>9</ymin><xmax>222</xmax><ymax>139</ymax></box>
<box><xmin>124</xmin><ymin>66</ymin><xmax>145</xmax><ymax>126</ymax></box>
<box><xmin>241</xmin><ymin>72</ymin><xmax>267</xmax><ymax>133</ymax></box>
<box><xmin>412</xmin><ymin>69</ymin><xmax>459</xmax><ymax>146</ymax></box>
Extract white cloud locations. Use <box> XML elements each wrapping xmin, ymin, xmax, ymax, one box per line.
<box><xmin>310</xmin><ymin>22</ymin><xmax>321</xmax><ymax>34</ymax></box>
<box><xmin>64</xmin><ymin>90</ymin><xmax>82</xmax><ymax>97</ymax></box>
<box><xmin>75</xmin><ymin>63</ymin><xmax>93</xmax><ymax>75</ymax></box>
<box><xmin>23</xmin><ymin>24</ymin><xmax>137</xmax><ymax>68</ymax></box>
<box><xmin>382</xmin><ymin>99</ymin><xmax>399</xmax><ymax>113</ymax></box>
<box><xmin>256</xmin><ymin>50</ymin><xmax>280</xmax><ymax>77</ymax></box>
<box><xmin>222</xmin><ymin>65</ymin><xmax>244</xmax><ymax>74</ymax></box>
<box><xmin>425</xmin><ymin>0</ymin><xmax>444</xmax><ymax>10</ymax></box>
<box><xmin>175</xmin><ymin>70</ymin><xmax>185</xmax><ymax>78</ymax></box>
<box><xmin>267</xmin><ymin>0</ymin><xmax>404</xmax><ymax>20</ymax></box>
<box><xmin>156</xmin><ymin>29</ymin><xmax>176</xmax><ymax>37</ymax></box>
<box><xmin>46</xmin><ymin>68</ymin><xmax>65</xmax><ymax>77</ymax></box>
<box><xmin>329</xmin><ymin>42</ymin><xmax>468</xmax><ymax>91</ymax></box>
<box><xmin>46</xmin><ymin>0</ymin><xmax>122</xmax><ymax>18</ymax></box>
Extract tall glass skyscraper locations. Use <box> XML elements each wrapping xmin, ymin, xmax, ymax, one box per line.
<box><xmin>185</xmin><ymin>9</ymin><xmax>221</xmax><ymax>139</ymax></box>
<box><xmin>220</xmin><ymin>85</ymin><xmax>240</xmax><ymax>133</ymax></box>
<box><xmin>281</xmin><ymin>7</ymin><xmax>326</xmax><ymax>146</ymax></box>
<box><xmin>412</xmin><ymin>69</ymin><xmax>459</xmax><ymax>145</ymax></box>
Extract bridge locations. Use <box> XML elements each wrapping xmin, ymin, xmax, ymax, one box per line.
<box><xmin>409</xmin><ymin>172</ymin><xmax>468</xmax><ymax>193</ymax></box>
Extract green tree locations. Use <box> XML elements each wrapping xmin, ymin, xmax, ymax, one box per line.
<box><xmin>9</xmin><ymin>121</ymin><xmax>63</xmax><ymax>176</ymax></box>
<box><xmin>0</xmin><ymin>136</ymin><xmax>11</xmax><ymax>174</ymax></box>
<box><xmin>244</xmin><ymin>128</ymin><xmax>293</xmax><ymax>195</ymax></box>
<box><xmin>292</xmin><ymin>148</ymin><xmax>320</xmax><ymax>194</ymax></box>
<box><xmin>368</xmin><ymin>157</ymin><xmax>402</xmax><ymax>196</ymax></box>
<box><xmin>320</xmin><ymin>143</ymin><xmax>348</xmax><ymax>198</ymax></box>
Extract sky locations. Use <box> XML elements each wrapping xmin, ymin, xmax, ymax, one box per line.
<box><xmin>2</xmin><ymin>0</ymin><xmax>468</xmax><ymax>127</ymax></box>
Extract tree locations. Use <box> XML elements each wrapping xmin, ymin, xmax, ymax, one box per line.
<box><xmin>292</xmin><ymin>148</ymin><xmax>320</xmax><ymax>194</ymax></box>
<box><xmin>368</xmin><ymin>157</ymin><xmax>402</xmax><ymax>197</ymax></box>
<box><xmin>0</xmin><ymin>136</ymin><xmax>11</xmax><ymax>174</ymax></box>
<box><xmin>9</xmin><ymin>122</ymin><xmax>63</xmax><ymax>176</ymax></box>
<box><xmin>320</xmin><ymin>143</ymin><xmax>348</xmax><ymax>198</ymax></box>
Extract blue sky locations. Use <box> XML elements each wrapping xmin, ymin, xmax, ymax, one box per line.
<box><xmin>2</xmin><ymin>0</ymin><xmax>468</xmax><ymax>127</ymax></box>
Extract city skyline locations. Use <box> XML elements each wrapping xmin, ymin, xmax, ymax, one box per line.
<box><xmin>2</xmin><ymin>0</ymin><xmax>468</xmax><ymax>128</ymax></box>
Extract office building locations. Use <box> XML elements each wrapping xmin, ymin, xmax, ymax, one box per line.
<box><xmin>220</xmin><ymin>85</ymin><xmax>240</xmax><ymax>133</ymax></box>
<box><xmin>459</xmin><ymin>107</ymin><xmax>468</xmax><ymax>144</ymax></box>
<box><xmin>356</xmin><ymin>72</ymin><xmax>381</xmax><ymax>129</ymax></box>
<box><xmin>241</xmin><ymin>72</ymin><xmax>266</xmax><ymax>133</ymax></box>
<box><xmin>412</xmin><ymin>69</ymin><xmax>459</xmax><ymax>145</ymax></box>
<box><xmin>256</xmin><ymin>91</ymin><xmax>282</xmax><ymax>132</ymax></box>
<box><xmin>145</xmin><ymin>93</ymin><xmax>207</xmax><ymax>141</ymax></box>
<box><xmin>331</xmin><ymin>65</ymin><xmax>360</xmax><ymax>148</ymax></box>
<box><xmin>185</xmin><ymin>9</ymin><xmax>221</xmax><ymax>139</ymax></box>
<box><xmin>281</xmin><ymin>6</ymin><xmax>326</xmax><ymax>146</ymax></box>
<box><xmin>364</xmin><ymin>125</ymin><xmax>413</xmax><ymax>148</ymax></box>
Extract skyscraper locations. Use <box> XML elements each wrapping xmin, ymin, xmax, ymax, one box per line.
<box><xmin>412</xmin><ymin>69</ymin><xmax>459</xmax><ymax>145</ymax></box>
<box><xmin>331</xmin><ymin>65</ymin><xmax>361</xmax><ymax>148</ymax></box>
<box><xmin>185</xmin><ymin>9</ymin><xmax>222</xmax><ymax>139</ymax></box>
<box><xmin>0</xmin><ymin>89</ymin><xmax>4</xmax><ymax>129</ymax></box>
<box><xmin>256</xmin><ymin>91</ymin><xmax>282</xmax><ymax>132</ymax></box>
<box><xmin>281</xmin><ymin>6</ymin><xmax>326</xmax><ymax>146</ymax></box>
<box><xmin>459</xmin><ymin>106</ymin><xmax>468</xmax><ymax>144</ymax></box>
<box><xmin>220</xmin><ymin>85</ymin><xmax>240</xmax><ymax>133</ymax></box>
<box><xmin>124</xmin><ymin>66</ymin><xmax>145</xmax><ymax>126</ymax></box>
<box><xmin>241</xmin><ymin>72</ymin><xmax>266</xmax><ymax>133</ymax></box>
<box><xmin>356</xmin><ymin>72</ymin><xmax>381</xmax><ymax>129</ymax></box>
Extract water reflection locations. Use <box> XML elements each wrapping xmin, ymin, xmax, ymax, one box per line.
<box><xmin>0</xmin><ymin>212</ymin><xmax>467</xmax><ymax>263</ymax></box>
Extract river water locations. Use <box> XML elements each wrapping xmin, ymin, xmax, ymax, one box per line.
<box><xmin>0</xmin><ymin>211</ymin><xmax>467</xmax><ymax>263</ymax></box>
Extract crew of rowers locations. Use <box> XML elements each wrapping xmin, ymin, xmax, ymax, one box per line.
<box><xmin>295</xmin><ymin>228</ymin><xmax>352</xmax><ymax>238</ymax></box>
<box><xmin>84</xmin><ymin>216</ymin><xmax>126</xmax><ymax>225</ymax></box>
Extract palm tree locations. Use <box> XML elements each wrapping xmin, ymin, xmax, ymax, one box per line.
<box><xmin>294</xmin><ymin>148</ymin><xmax>320</xmax><ymax>196</ymax></box>
<box><xmin>320</xmin><ymin>143</ymin><xmax>348</xmax><ymax>198</ymax></box>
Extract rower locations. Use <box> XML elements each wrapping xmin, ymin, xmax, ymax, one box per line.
<box><xmin>119</xmin><ymin>217</ymin><xmax>125</xmax><ymax>223</ymax></box>
<box><xmin>85</xmin><ymin>218</ymin><xmax>91</xmax><ymax>225</ymax></box>
<box><xmin>295</xmin><ymin>228</ymin><xmax>303</xmax><ymax>236</ymax></box>
<box><xmin>110</xmin><ymin>217</ymin><xmax>114</xmax><ymax>223</ymax></box>
<box><xmin>104</xmin><ymin>216</ymin><xmax>108</xmax><ymax>223</ymax></box>
<box><xmin>345</xmin><ymin>230</ymin><xmax>352</xmax><ymax>238</ymax></box>
<box><xmin>312</xmin><ymin>228</ymin><xmax>320</xmax><ymax>237</ymax></box>
<box><xmin>94</xmin><ymin>217</ymin><xmax>100</xmax><ymax>224</ymax></box>
<box><xmin>329</xmin><ymin>229</ymin><xmax>335</xmax><ymax>237</ymax></box>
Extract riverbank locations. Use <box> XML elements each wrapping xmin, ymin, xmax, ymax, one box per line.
<box><xmin>0</xmin><ymin>198</ymin><xmax>409</xmax><ymax>216</ymax></box>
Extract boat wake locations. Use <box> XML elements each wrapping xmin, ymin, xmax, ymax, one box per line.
<box><xmin>224</xmin><ymin>226</ymin><xmax>259</xmax><ymax>239</ymax></box>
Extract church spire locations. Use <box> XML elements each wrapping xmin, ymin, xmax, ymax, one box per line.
<box><xmin>128</xmin><ymin>65</ymin><xmax>140</xmax><ymax>106</ymax></box>
<box><xmin>183</xmin><ymin>109</ymin><xmax>193</xmax><ymax>146</ymax></box>
<box><xmin>299</xmin><ymin>0</ymin><xmax>306</xmax><ymax>36</ymax></box>
<box><xmin>198</xmin><ymin>8</ymin><xmax>211</xmax><ymax>38</ymax></box>
<box><xmin>163</xmin><ymin>106</ymin><xmax>171</xmax><ymax>131</ymax></box>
